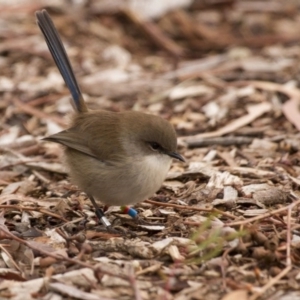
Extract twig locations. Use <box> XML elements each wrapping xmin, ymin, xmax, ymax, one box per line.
<box><xmin>0</xmin><ymin>205</ymin><xmax>68</xmax><ymax>222</ymax></box>
<box><xmin>286</xmin><ymin>204</ymin><xmax>292</xmax><ymax>266</ymax></box>
<box><xmin>13</xmin><ymin>98</ymin><xmax>66</xmax><ymax>127</ymax></box>
<box><xmin>145</xmin><ymin>199</ymin><xmax>236</xmax><ymax>219</ymax></box>
<box><xmin>179</xmin><ymin>102</ymin><xmax>272</xmax><ymax>142</ymax></box>
<box><xmin>128</xmin><ymin>265</ymin><xmax>142</xmax><ymax>300</ymax></box>
<box><xmin>249</xmin><ymin>201</ymin><xmax>294</xmax><ymax>299</ymax></box>
<box><xmin>0</xmin><ymin>244</ymin><xmax>21</xmax><ymax>272</ymax></box>
<box><xmin>123</xmin><ymin>9</ymin><xmax>184</xmax><ymax>57</ymax></box>
<box><xmin>226</xmin><ymin>198</ymin><xmax>300</xmax><ymax>227</ymax></box>
<box><xmin>185</xmin><ymin>136</ymin><xmax>254</xmax><ymax>148</ymax></box>
<box><xmin>0</xmin><ymin>158</ymin><xmax>41</xmax><ymax>170</ymax></box>
<box><xmin>171</xmin><ymin>9</ymin><xmax>232</xmax><ymax>46</ymax></box>
<box><xmin>249</xmin><ymin>266</ymin><xmax>292</xmax><ymax>300</ymax></box>
<box><xmin>26</xmin><ymin>94</ymin><xmax>58</xmax><ymax>107</ymax></box>
<box><xmin>230</xmin><ymin>80</ymin><xmax>300</xmax><ymax>130</ymax></box>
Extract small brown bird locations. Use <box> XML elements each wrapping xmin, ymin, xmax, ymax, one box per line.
<box><xmin>36</xmin><ymin>10</ymin><xmax>184</xmax><ymax>230</ymax></box>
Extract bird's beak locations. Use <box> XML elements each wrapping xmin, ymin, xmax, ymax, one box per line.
<box><xmin>167</xmin><ymin>151</ymin><xmax>185</xmax><ymax>162</ymax></box>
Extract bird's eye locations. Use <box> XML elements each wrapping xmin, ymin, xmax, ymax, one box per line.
<box><xmin>149</xmin><ymin>142</ymin><xmax>161</xmax><ymax>151</ymax></box>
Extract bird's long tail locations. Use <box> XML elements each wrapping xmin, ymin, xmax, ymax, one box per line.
<box><xmin>36</xmin><ymin>10</ymin><xmax>87</xmax><ymax>113</ymax></box>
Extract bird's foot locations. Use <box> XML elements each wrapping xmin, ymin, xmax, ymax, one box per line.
<box><xmin>106</xmin><ymin>225</ymin><xmax>137</xmax><ymax>238</ymax></box>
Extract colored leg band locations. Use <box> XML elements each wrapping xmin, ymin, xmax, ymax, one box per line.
<box><xmin>120</xmin><ymin>206</ymin><xmax>138</xmax><ymax>218</ymax></box>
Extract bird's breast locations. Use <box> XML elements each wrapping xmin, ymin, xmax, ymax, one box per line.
<box><xmin>133</xmin><ymin>154</ymin><xmax>172</xmax><ymax>199</ymax></box>
<box><xmin>65</xmin><ymin>149</ymin><xmax>172</xmax><ymax>206</ymax></box>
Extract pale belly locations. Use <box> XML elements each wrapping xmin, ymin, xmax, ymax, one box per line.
<box><xmin>65</xmin><ymin>151</ymin><xmax>172</xmax><ymax>206</ymax></box>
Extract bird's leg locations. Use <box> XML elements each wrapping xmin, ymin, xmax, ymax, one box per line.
<box><xmin>88</xmin><ymin>195</ymin><xmax>111</xmax><ymax>228</ymax></box>
<box><xmin>88</xmin><ymin>195</ymin><xmax>136</xmax><ymax>237</ymax></box>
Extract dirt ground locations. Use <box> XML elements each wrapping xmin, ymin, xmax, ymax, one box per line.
<box><xmin>1</xmin><ymin>1</ymin><xmax>300</xmax><ymax>299</ymax></box>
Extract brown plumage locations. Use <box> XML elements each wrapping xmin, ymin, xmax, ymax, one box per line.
<box><xmin>36</xmin><ymin>10</ymin><xmax>184</xmax><ymax>208</ymax></box>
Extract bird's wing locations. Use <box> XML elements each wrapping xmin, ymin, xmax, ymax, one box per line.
<box><xmin>43</xmin><ymin>130</ymin><xmax>98</xmax><ymax>159</ymax></box>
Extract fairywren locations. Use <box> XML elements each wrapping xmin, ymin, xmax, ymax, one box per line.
<box><xmin>36</xmin><ymin>10</ymin><xmax>184</xmax><ymax>230</ymax></box>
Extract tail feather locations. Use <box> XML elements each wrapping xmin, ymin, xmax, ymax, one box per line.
<box><xmin>36</xmin><ymin>10</ymin><xmax>87</xmax><ymax>113</ymax></box>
